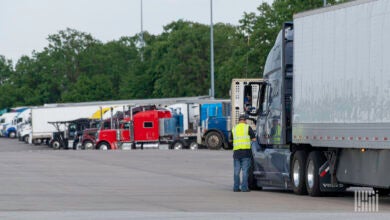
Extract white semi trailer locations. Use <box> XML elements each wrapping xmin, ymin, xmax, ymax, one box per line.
<box><xmin>29</xmin><ymin>105</ymin><xmax>101</xmax><ymax>145</ymax></box>
<box><xmin>248</xmin><ymin>0</ymin><xmax>390</xmax><ymax>196</ymax></box>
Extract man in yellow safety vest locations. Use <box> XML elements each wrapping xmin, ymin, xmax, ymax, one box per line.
<box><xmin>271</xmin><ymin>118</ymin><xmax>281</xmax><ymax>144</ymax></box>
<box><xmin>231</xmin><ymin>114</ymin><xmax>256</xmax><ymax>192</ymax></box>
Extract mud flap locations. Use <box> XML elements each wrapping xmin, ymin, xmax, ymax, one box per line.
<box><xmin>319</xmin><ymin>161</ymin><xmax>346</xmax><ymax>192</ymax></box>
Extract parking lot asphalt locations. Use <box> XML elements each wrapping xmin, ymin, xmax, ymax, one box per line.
<box><xmin>1</xmin><ymin>138</ymin><xmax>390</xmax><ymax>219</ymax></box>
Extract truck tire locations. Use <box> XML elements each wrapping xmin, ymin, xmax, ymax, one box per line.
<box><xmin>205</xmin><ymin>131</ymin><xmax>223</xmax><ymax>150</ymax></box>
<box><xmin>189</xmin><ymin>141</ymin><xmax>198</xmax><ymax>150</ymax></box>
<box><xmin>305</xmin><ymin>151</ymin><xmax>325</xmax><ymax>197</ymax></box>
<box><xmin>51</xmin><ymin>140</ymin><xmax>61</xmax><ymax>150</ymax></box>
<box><xmin>9</xmin><ymin>131</ymin><xmax>16</xmax><ymax>138</ymax></box>
<box><xmin>23</xmin><ymin>135</ymin><xmax>29</xmax><ymax>143</ymax></box>
<box><xmin>171</xmin><ymin>141</ymin><xmax>184</xmax><ymax>150</ymax></box>
<box><xmin>97</xmin><ymin>142</ymin><xmax>110</xmax><ymax>150</ymax></box>
<box><xmin>291</xmin><ymin>150</ymin><xmax>308</xmax><ymax>195</ymax></box>
<box><xmin>33</xmin><ymin>139</ymin><xmax>42</xmax><ymax>145</ymax></box>
<box><xmin>83</xmin><ymin>140</ymin><xmax>94</xmax><ymax>150</ymax></box>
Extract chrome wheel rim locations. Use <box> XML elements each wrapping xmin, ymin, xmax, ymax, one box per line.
<box><xmin>208</xmin><ymin>135</ymin><xmax>220</xmax><ymax>147</ymax></box>
<box><xmin>307</xmin><ymin>159</ymin><xmax>315</xmax><ymax>189</ymax></box>
<box><xmin>99</xmin><ymin>144</ymin><xmax>108</xmax><ymax>150</ymax></box>
<box><xmin>52</xmin><ymin>141</ymin><xmax>60</xmax><ymax>149</ymax></box>
<box><xmin>293</xmin><ymin>160</ymin><xmax>300</xmax><ymax>187</ymax></box>
<box><xmin>174</xmin><ymin>142</ymin><xmax>183</xmax><ymax>150</ymax></box>
<box><xmin>84</xmin><ymin>142</ymin><xmax>93</xmax><ymax>150</ymax></box>
<box><xmin>189</xmin><ymin>142</ymin><xmax>198</xmax><ymax>150</ymax></box>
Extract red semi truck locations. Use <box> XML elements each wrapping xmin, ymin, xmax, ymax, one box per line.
<box><xmin>94</xmin><ymin>108</ymin><xmax>176</xmax><ymax>150</ymax></box>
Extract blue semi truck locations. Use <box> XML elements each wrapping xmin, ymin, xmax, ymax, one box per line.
<box><xmin>166</xmin><ymin>101</ymin><xmax>230</xmax><ymax>150</ymax></box>
<box><xmin>200</xmin><ymin>102</ymin><xmax>232</xmax><ymax>150</ymax></box>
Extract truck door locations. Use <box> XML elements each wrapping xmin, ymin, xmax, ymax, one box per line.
<box><xmin>251</xmin><ymin>83</ymin><xmax>272</xmax><ymax>183</ymax></box>
<box><xmin>252</xmin><ymin>84</ymin><xmax>289</xmax><ymax>188</ymax></box>
<box><xmin>255</xmin><ymin>76</ymin><xmax>292</xmax><ymax>188</ymax></box>
<box><xmin>264</xmin><ymin>145</ymin><xmax>291</xmax><ymax>188</ymax></box>
<box><xmin>256</xmin><ymin>83</ymin><xmax>272</xmax><ymax>145</ymax></box>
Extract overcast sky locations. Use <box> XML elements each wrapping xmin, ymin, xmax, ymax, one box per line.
<box><xmin>0</xmin><ymin>0</ymin><xmax>273</xmax><ymax>63</ymax></box>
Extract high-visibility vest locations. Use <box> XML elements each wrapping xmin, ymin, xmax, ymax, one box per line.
<box><xmin>272</xmin><ymin>125</ymin><xmax>281</xmax><ymax>144</ymax></box>
<box><xmin>232</xmin><ymin>123</ymin><xmax>251</xmax><ymax>151</ymax></box>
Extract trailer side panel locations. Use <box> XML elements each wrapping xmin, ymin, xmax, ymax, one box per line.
<box><xmin>293</xmin><ymin>0</ymin><xmax>390</xmax><ymax>149</ymax></box>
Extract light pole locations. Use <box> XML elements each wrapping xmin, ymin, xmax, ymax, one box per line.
<box><xmin>140</xmin><ymin>0</ymin><xmax>144</xmax><ymax>61</ymax></box>
<box><xmin>323</xmin><ymin>0</ymin><xmax>327</xmax><ymax>6</ymax></box>
<box><xmin>210</xmin><ymin>0</ymin><xmax>215</xmax><ymax>98</ymax></box>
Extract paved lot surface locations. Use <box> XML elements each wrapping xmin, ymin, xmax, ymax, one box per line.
<box><xmin>1</xmin><ymin>138</ymin><xmax>390</xmax><ymax>219</ymax></box>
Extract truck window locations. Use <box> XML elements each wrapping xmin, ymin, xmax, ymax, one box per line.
<box><xmin>123</xmin><ymin>122</ymin><xmax>130</xmax><ymax>129</ymax></box>
<box><xmin>144</xmin><ymin>122</ymin><xmax>153</xmax><ymax>128</ymax></box>
<box><xmin>69</xmin><ymin>124</ymin><xmax>76</xmax><ymax>132</ymax></box>
<box><xmin>244</xmin><ymin>85</ymin><xmax>252</xmax><ymax>112</ymax></box>
<box><xmin>102</xmin><ymin>121</ymin><xmax>110</xmax><ymax>129</ymax></box>
<box><xmin>261</xmin><ymin>84</ymin><xmax>271</xmax><ymax>115</ymax></box>
<box><xmin>269</xmin><ymin>79</ymin><xmax>281</xmax><ymax>111</ymax></box>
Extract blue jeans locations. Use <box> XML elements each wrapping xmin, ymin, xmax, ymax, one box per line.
<box><xmin>233</xmin><ymin>157</ymin><xmax>251</xmax><ymax>191</ymax></box>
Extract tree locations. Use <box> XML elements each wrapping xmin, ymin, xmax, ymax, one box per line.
<box><xmin>2</xmin><ymin>0</ymin><xmax>349</xmax><ymax>108</ymax></box>
<box><xmin>61</xmin><ymin>74</ymin><xmax>114</xmax><ymax>102</ymax></box>
<box><xmin>145</xmin><ymin>20</ymin><xmax>211</xmax><ymax>97</ymax></box>
<box><xmin>0</xmin><ymin>55</ymin><xmax>13</xmax><ymax>85</ymax></box>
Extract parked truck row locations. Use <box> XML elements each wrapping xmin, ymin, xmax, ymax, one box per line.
<box><xmin>1</xmin><ymin>91</ymin><xmax>256</xmax><ymax>151</ymax></box>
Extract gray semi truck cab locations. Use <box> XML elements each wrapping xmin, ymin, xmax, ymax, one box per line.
<box><xmin>249</xmin><ymin>0</ymin><xmax>390</xmax><ymax>196</ymax></box>
<box><xmin>248</xmin><ymin>22</ymin><xmax>339</xmax><ymax>195</ymax></box>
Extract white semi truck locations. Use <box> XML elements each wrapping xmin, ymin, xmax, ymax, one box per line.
<box><xmin>0</xmin><ymin>112</ymin><xmax>19</xmax><ymax>137</ymax></box>
<box><xmin>248</xmin><ymin>0</ymin><xmax>390</xmax><ymax>196</ymax></box>
<box><xmin>29</xmin><ymin>105</ymin><xmax>101</xmax><ymax>145</ymax></box>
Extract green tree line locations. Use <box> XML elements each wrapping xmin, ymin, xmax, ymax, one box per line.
<box><xmin>0</xmin><ymin>0</ymin><xmax>345</xmax><ymax>109</ymax></box>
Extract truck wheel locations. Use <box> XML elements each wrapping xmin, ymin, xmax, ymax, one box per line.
<box><xmin>51</xmin><ymin>140</ymin><xmax>61</xmax><ymax>150</ymax></box>
<box><xmin>9</xmin><ymin>131</ymin><xmax>16</xmax><ymax>138</ymax></box>
<box><xmin>189</xmin><ymin>141</ymin><xmax>198</xmax><ymax>150</ymax></box>
<box><xmin>306</xmin><ymin>151</ymin><xmax>325</xmax><ymax>197</ymax></box>
<box><xmin>205</xmin><ymin>131</ymin><xmax>223</xmax><ymax>150</ymax></box>
<box><xmin>23</xmin><ymin>135</ymin><xmax>29</xmax><ymax>143</ymax></box>
<box><xmin>291</xmin><ymin>151</ymin><xmax>308</xmax><ymax>195</ymax></box>
<box><xmin>97</xmin><ymin>142</ymin><xmax>110</xmax><ymax>150</ymax></box>
<box><xmin>33</xmin><ymin>139</ymin><xmax>42</xmax><ymax>145</ymax></box>
<box><xmin>171</xmin><ymin>141</ymin><xmax>184</xmax><ymax>150</ymax></box>
<box><xmin>83</xmin><ymin>141</ymin><xmax>94</xmax><ymax>150</ymax></box>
